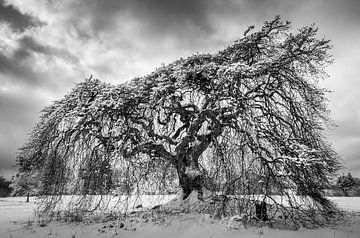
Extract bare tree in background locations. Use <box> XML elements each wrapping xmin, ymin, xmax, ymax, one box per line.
<box><xmin>10</xmin><ymin>172</ymin><xmax>39</xmax><ymax>202</ymax></box>
<box><xmin>15</xmin><ymin>16</ymin><xmax>340</xmax><ymax>226</ymax></box>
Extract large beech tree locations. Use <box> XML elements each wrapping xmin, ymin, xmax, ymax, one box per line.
<box><xmin>17</xmin><ymin>17</ymin><xmax>340</xmax><ymax>219</ymax></box>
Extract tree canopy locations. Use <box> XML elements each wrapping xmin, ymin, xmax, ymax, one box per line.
<box><xmin>336</xmin><ymin>173</ymin><xmax>358</xmax><ymax>196</ymax></box>
<box><xmin>16</xmin><ymin>16</ymin><xmax>340</xmax><ymax>224</ymax></box>
<box><xmin>10</xmin><ymin>172</ymin><xmax>40</xmax><ymax>202</ymax></box>
<box><xmin>0</xmin><ymin>176</ymin><xmax>12</xmax><ymax>197</ymax></box>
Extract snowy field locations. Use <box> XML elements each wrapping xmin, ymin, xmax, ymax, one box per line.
<box><xmin>0</xmin><ymin>196</ymin><xmax>360</xmax><ymax>238</ymax></box>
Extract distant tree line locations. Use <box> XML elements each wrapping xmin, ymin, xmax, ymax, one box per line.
<box><xmin>6</xmin><ymin>171</ymin><xmax>360</xmax><ymax>198</ymax></box>
<box><xmin>4</xmin><ymin>171</ymin><xmax>360</xmax><ymax>199</ymax></box>
<box><xmin>330</xmin><ymin>172</ymin><xmax>360</xmax><ymax>196</ymax></box>
<box><xmin>0</xmin><ymin>174</ymin><xmax>40</xmax><ymax>202</ymax></box>
<box><xmin>0</xmin><ymin>176</ymin><xmax>12</xmax><ymax>197</ymax></box>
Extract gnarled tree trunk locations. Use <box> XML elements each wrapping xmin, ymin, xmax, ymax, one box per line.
<box><xmin>176</xmin><ymin>151</ymin><xmax>204</xmax><ymax>200</ymax></box>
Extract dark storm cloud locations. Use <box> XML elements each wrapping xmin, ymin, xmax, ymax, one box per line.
<box><xmin>0</xmin><ymin>52</ymin><xmax>45</xmax><ymax>85</ymax></box>
<box><xmin>65</xmin><ymin>0</ymin><xmax>216</xmax><ymax>44</ymax></box>
<box><xmin>0</xmin><ymin>90</ymin><xmax>46</xmax><ymax>178</ymax></box>
<box><xmin>88</xmin><ymin>0</ymin><xmax>212</xmax><ymax>35</ymax></box>
<box><xmin>15</xmin><ymin>36</ymin><xmax>79</xmax><ymax>64</ymax></box>
<box><xmin>0</xmin><ymin>0</ymin><xmax>43</xmax><ymax>32</ymax></box>
<box><xmin>0</xmin><ymin>35</ymin><xmax>79</xmax><ymax>88</ymax></box>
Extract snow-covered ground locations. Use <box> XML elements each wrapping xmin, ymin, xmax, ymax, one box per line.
<box><xmin>329</xmin><ymin>197</ymin><xmax>360</xmax><ymax>212</ymax></box>
<box><xmin>0</xmin><ymin>196</ymin><xmax>360</xmax><ymax>238</ymax></box>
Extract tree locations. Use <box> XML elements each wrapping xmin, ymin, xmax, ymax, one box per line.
<box><xmin>17</xmin><ymin>17</ymin><xmax>340</xmax><ymax>224</ymax></box>
<box><xmin>10</xmin><ymin>172</ymin><xmax>40</xmax><ymax>202</ymax></box>
<box><xmin>0</xmin><ymin>176</ymin><xmax>12</xmax><ymax>197</ymax></box>
<box><xmin>336</xmin><ymin>173</ymin><xmax>357</xmax><ymax>196</ymax></box>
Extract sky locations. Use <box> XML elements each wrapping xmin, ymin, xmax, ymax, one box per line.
<box><xmin>0</xmin><ymin>0</ymin><xmax>360</xmax><ymax>180</ymax></box>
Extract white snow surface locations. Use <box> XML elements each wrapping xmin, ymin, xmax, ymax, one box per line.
<box><xmin>0</xmin><ymin>196</ymin><xmax>360</xmax><ymax>238</ymax></box>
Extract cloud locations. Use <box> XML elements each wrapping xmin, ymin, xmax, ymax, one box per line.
<box><xmin>0</xmin><ymin>52</ymin><xmax>46</xmax><ymax>85</ymax></box>
<box><xmin>15</xmin><ymin>35</ymin><xmax>79</xmax><ymax>64</ymax></box>
<box><xmin>0</xmin><ymin>87</ymin><xmax>50</xmax><ymax>178</ymax></box>
<box><xmin>0</xmin><ymin>0</ymin><xmax>43</xmax><ymax>32</ymax></box>
<box><xmin>65</xmin><ymin>0</ymin><xmax>213</xmax><ymax>37</ymax></box>
<box><xmin>0</xmin><ymin>33</ymin><xmax>83</xmax><ymax>93</ymax></box>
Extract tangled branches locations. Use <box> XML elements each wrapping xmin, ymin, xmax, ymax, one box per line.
<box><xmin>16</xmin><ymin>16</ymin><xmax>340</xmax><ymax>226</ymax></box>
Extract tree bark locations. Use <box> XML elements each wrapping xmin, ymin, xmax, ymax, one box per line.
<box><xmin>176</xmin><ymin>152</ymin><xmax>204</xmax><ymax>200</ymax></box>
<box><xmin>255</xmin><ymin>201</ymin><xmax>268</xmax><ymax>221</ymax></box>
<box><xmin>173</xmin><ymin>118</ymin><xmax>221</xmax><ymax>201</ymax></box>
<box><xmin>177</xmin><ymin>167</ymin><xmax>203</xmax><ymax>200</ymax></box>
<box><xmin>26</xmin><ymin>191</ymin><xmax>30</xmax><ymax>203</ymax></box>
